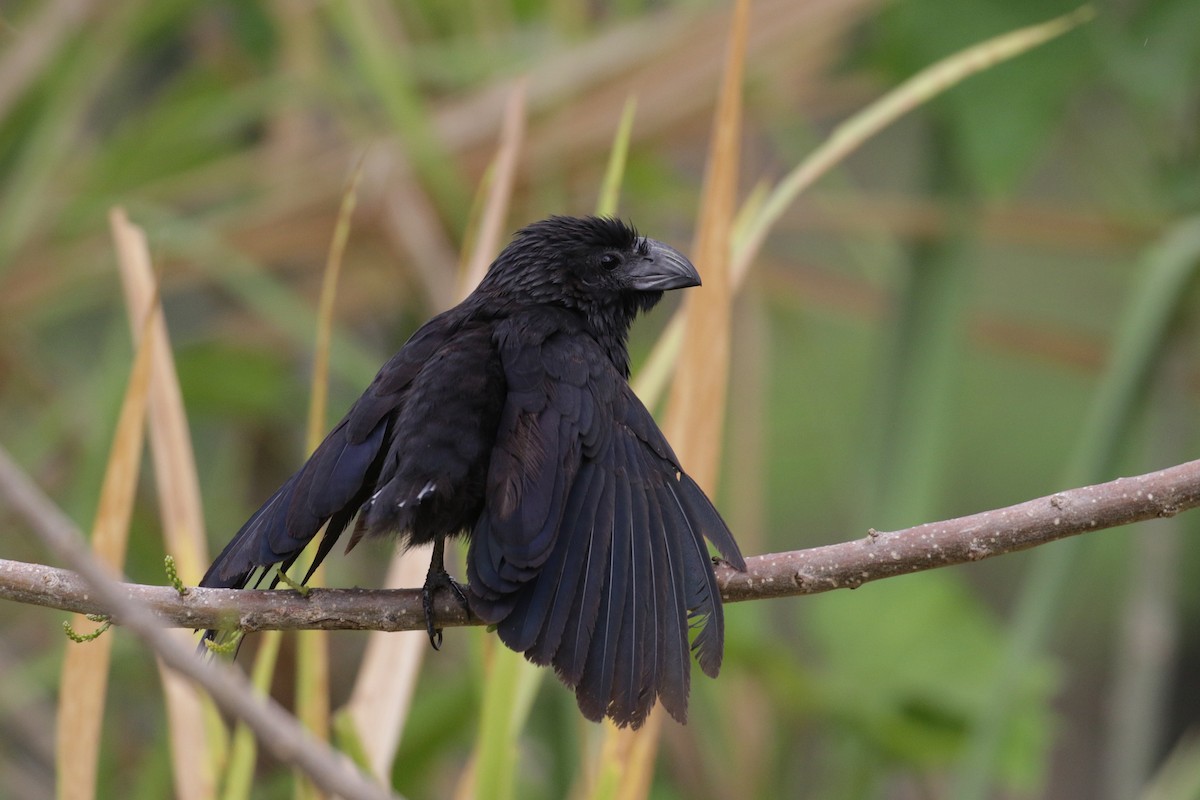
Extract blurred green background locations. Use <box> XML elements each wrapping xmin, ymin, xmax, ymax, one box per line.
<box><xmin>2</xmin><ymin>0</ymin><xmax>1200</xmax><ymax>798</ymax></box>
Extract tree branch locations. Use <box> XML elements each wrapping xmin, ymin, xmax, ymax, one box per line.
<box><xmin>0</xmin><ymin>445</ymin><xmax>400</xmax><ymax>800</ymax></box>
<box><xmin>4</xmin><ymin>458</ymin><xmax>1198</xmax><ymax>631</ymax></box>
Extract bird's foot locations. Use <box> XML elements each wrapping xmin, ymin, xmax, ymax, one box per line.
<box><xmin>422</xmin><ymin>568</ymin><xmax>468</xmax><ymax>650</ymax></box>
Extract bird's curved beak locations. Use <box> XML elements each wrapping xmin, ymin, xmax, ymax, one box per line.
<box><xmin>627</xmin><ymin>239</ymin><xmax>702</xmax><ymax>291</ymax></box>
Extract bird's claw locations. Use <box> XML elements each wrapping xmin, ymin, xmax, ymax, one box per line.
<box><xmin>422</xmin><ymin>569</ymin><xmax>469</xmax><ymax>650</ymax></box>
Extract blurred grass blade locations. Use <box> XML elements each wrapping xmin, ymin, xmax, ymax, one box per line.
<box><xmin>463</xmin><ymin>642</ymin><xmax>543</xmax><ymax>800</ymax></box>
<box><xmin>331</xmin><ymin>712</ymin><xmax>374</xmax><ymax>776</ymax></box>
<box><xmin>953</xmin><ymin>217</ymin><xmax>1200</xmax><ymax>798</ymax></box>
<box><xmin>731</xmin><ymin>4</ymin><xmax>1095</xmax><ymax>281</ymax></box>
<box><xmin>339</xmin><ymin>555</ymin><xmax>432</xmax><ymax>782</ymax></box>
<box><xmin>307</xmin><ymin>158</ymin><xmax>366</xmax><ymax>452</ymax></box>
<box><xmin>111</xmin><ymin>208</ymin><xmax>210</xmax><ymax>583</ymax></box>
<box><xmin>662</xmin><ymin>0</ymin><xmax>747</xmax><ymax>484</ymax></box>
<box><xmin>628</xmin><ymin>183</ymin><xmax>758</xmax><ymax>409</ymax></box>
<box><xmin>457</xmin><ymin>80</ymin><xmax>526</xmax><ymax>299</ymax></box>
<box><xmin>221</xmin><ymin>635</ymin><xmax>283</xmax><ymax>800</ymax></box>
<box><xmin>664</xmin><ymin>0</ymin><xmax>750</xmax><ymax>471</ymax></box>
<box><xmin>588</xmin><ymin>718</ymin><xmax>663</xmax><ymax>800</ymax></box>
<box><xmin>593</xmin><ymin>0</ymin><xmax>750</xmax><ymax>797</ymax></box>
<box><xmin>110</xmin><ymin>208</ymin><xmax>217</xmax><ymax>800</ymax></box>
<box><xmin>323</xmin><ymin>1</ymin><xmax>469</xmax><ymax>227</ymax></box>
<box><xmin>596</xmin><ymin>97</ymin><xmax>638</xmax><ymax>218</ymax></box>
<box><xmin>56</xmin><ymin>291</ymin><xmax>155</xmax><ymax>800</ymax></box>
<box><xmin>297</xmin><ymin>160</ymin><xmax>367</xmax><ymax>800</ymax></box>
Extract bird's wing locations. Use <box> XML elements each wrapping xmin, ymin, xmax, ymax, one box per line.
<box><xmin>467</xmin><ymin>311</ymin><xmax>745</xmax><ymax>727</ymax></box>
<box><xmin>200</xmin><ymin>307</ymin><xmax>466</xmax><ymax>590</ymax></box>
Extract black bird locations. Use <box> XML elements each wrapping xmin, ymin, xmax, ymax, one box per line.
<box><xmin>200</xmin><ymin>216</ymin><xmax>746</xmax><ymax>728</ymax></box>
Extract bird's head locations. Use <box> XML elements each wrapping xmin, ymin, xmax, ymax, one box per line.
<box><xmin>480</xmin><ymin>216</ymin><xmax>700</xmax><ymax>331</ymax></box>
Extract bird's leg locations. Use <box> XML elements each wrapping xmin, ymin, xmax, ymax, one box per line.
<box><xmin>422</xmin><ymin>537</ymin><xmax>468</xmax><ymax>650</ymax></box>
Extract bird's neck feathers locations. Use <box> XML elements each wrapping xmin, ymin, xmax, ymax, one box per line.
<box><xmin>588</xmin><ymin>290</ymin><xmax>662</xmax><ymax>378</ymax></box>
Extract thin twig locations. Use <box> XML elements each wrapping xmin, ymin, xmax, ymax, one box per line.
<box><xmin>4</xmin><ymin>458</ymin><xmax>1198</xmax><ymax>632</ymax></box>
<box><xmin>0</xmin><ymin>445</ymin><xmax>400</xmax><ymax>800</ymax></box>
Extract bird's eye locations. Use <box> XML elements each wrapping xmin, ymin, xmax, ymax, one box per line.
<box><xmin>599</xmin><ymin>253</ymin><xmax>621</xmax><ymax>271</ymax></box>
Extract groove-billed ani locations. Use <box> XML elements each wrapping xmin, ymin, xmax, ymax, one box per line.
<box><xmin>200</xmin><ymin>216</ymin><xmax>746</xmax><ymax>728</ymax></box>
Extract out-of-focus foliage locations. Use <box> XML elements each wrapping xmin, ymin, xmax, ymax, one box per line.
<box><xmin>1</xmin><ymin>1</ymin><xmax>1199</xmax><ymax>799</ymax></box>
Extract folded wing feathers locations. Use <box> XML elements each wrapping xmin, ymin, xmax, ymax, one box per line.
<box><xmin>665</xmin><ymin>479</ymin><xmax>726</xmax><ymax>679</ymax></box>
<box><xmin>631</xmin><ymin>438</ymin><xmax>660</xmax><ymax>725</ymax></box>
<box><xmin>498</xmin><ymin>458</ymin><xmax>604</xmax><ymax>655</ymax></box>
<box><xmin>555</xmin><ymin>465</ymin><xmax>615</xmax><ymax>686</ymax></box>
<box><xmin>647</xmin><ymin>465</ymin><xmax>691</xmax><ymax>722</ymax></box>
<box><xmin>482</xmin><ymin>355</ymin><xmax>741</xmax><ymax>728</ymax></box>
<box><xmin>575</xmin><ymin>464</ymin><xmax>630</xmax><ymax>722</ymax></box>
<box><xmin>677</xmin><ymin>471</ymin><xmax>747</xmax><ymax>571</ymax></box>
